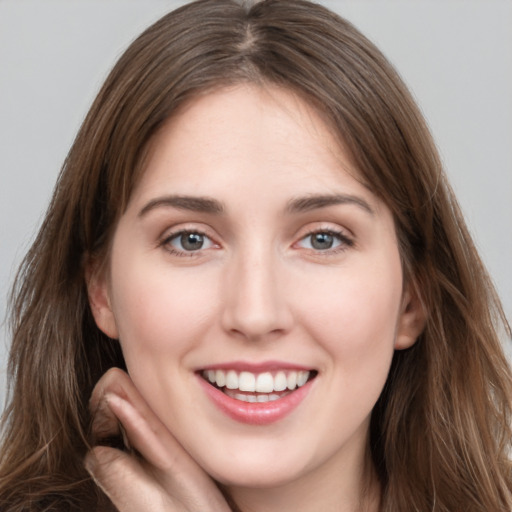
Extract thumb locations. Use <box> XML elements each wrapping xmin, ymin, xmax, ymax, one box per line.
<box><xmin>85</xmin><ymin>446</ymin><xmax>179</xmax><ymax>512</ymax></box>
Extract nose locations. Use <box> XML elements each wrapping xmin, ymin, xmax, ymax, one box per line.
<box><xmin>220</xmin><ymin>246</ymin><xmax>293</xmax><ymax>342</ymax></box>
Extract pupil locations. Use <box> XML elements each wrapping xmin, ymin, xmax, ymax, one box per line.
<box><xmin>311</xmin><ymin>232</ymin><xmax>333</xmax><ymax>250</ymax></box>
<box><xmin>181</xmin><ymin>233</ymin><xmax>203</xmax><ymax>251</ymax></box>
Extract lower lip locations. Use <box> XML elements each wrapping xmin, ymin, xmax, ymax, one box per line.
<box><xmin>197</xmin><ymin>375</ymin><xmax>314</xmax><ymax>425</ymax></box>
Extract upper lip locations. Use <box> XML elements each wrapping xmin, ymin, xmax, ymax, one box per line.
<box><xmin>198</xmin><ymin>360</ymin><xmax>316</xmax><ymax>373</ymax></box>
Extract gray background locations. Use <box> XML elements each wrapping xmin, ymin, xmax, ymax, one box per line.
<box><xmin>1</xmin><ymin>0</ymin><xmax>511</xmax><ymax>409</ymax></box>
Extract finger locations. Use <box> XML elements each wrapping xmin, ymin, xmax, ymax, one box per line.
<box><xmin>90</xmin><ymin>368</ymin><xmax>152</xmax><ymax>448</ymax></box>
<box><xmin>85</xmin><ymin>445</ymin><xmax>180</xmax><ymax>512</ymax></box>
<box><xmin>90</xmin><ymin>370</ymin><xmax>232</xmax><ymax>511</ymax></box>
<box><xmin>100</xmin><ymin>392</ymin><xmax>172</xmax><ymax>468</ymax></box>
<box><xmin>91</xmin><ymin>369</ymin><xmax>200</xmax><ymax>473</ymax></box>
<box><xmin>90</xmin><ymin>369</ymin><xmax>171</xmax><ymax>443</ymax></box>
<box><xmin>90</xmin><ymin>395</ymin><xmax>122</xmax><ymax>442</ymax></box>
<box><xmin>90</xmin><ymin>368</ymin><xmax>137</xmax><ymax>414</ymax></box>
<box><xmin>102</xmin><ymin>392</ymin><xmax>218</xmax><ymax>492</ymax></box>
<box><xmin>88</xmin><ymin>399</ymin><xmax>231</xmax><ymax>512</ymax></box>
<box><xmin>90</xmin><ymin>369</ymin><xmax>186</xmax><ymax>468</ymax></box>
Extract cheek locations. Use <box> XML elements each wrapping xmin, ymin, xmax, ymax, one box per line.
<box><xmin>109</xmin><ymin>260</ymin><xmax>220</xmax><ymax>362</ymax></box>
<box><xmin>297</xmin><ymin>257</ymin><xmax>403</xmax><ymax>369</ymax></box>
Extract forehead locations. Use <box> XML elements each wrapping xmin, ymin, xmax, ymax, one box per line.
<box><xmin>131</xmin><ymin>83</ymin><xmax>374</xmax><ymax>210</ymax></box>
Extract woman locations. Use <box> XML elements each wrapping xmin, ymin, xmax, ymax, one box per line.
<box><xmin>1</xmin><ymin>0</ymin><xmax>511</xmax><ymax>510</ymax></box>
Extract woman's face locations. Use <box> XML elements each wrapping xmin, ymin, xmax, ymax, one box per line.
<box><xmin>90</xmin><ymin>84</ymin><xmax>423</xmax><ymax>491</ymax></box>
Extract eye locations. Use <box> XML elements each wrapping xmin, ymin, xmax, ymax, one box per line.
<box><xmin>297</xmin><ymin>230</ymin><xmax>353</xmax><ymax>252</ymax></box>
<box><xmin>165</xmin><ymin>231</ymin><xmax>215</xmax><ymax>253</ymax></box>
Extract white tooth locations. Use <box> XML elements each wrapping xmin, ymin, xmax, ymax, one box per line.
<box><xmin>269</xmin><ymin>394</ymin><xmax>280</xmax><ymax>401</ymax></box>
<box><xmin>274</xmin><ymin>372</ymin><xmax>287</xmax><ymax>392</ymax></box>
<box><xmin>255</xmin><ymin>372</ymin><xmax>274</xmax><ymax>393</ymax></box>
<box><xmin>215</xmin><ymin>370</ymin><xmax>226</xmax><ymax>387</ymax></box>
<box><xmin>239</xmin><ymin>372</ymin><xmax>256</xmax><ymax>392</ymax></box>
<box><xmin>247</xmin><ymin>395</ymin><xmax>257</xmax><ymax>403</ymax></box>
<box><xmin>207</xmin><ymin>370</ymin><xmax>216</xmax><ymax>383</ymax></box>
<box><xmin>257</xmin><ymin>394</ymin><xmax>269</xmax><ymax>402</ymax></box>
<box><xmin>297</xmin><ymin>371</ymin><xmax>310</xmax><ymax>387</ymax></box>
<box><xmin>287</xmin><ymin>371</ymin><xmax>298</xmax><ymax>390</ymax></box>
<box><xmin>226</xmin><ymin>370</ymin><xmax>238</xmax><ymax>389</ymax></box>
<box><xmin>235</xmin><ymin>393</ymin><xmax>247</xmax><ymax>402</ymax></box>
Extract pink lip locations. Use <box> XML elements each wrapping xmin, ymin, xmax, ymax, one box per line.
<box><xmin>196</xmin><ymin>370</ymin><xmax>315</xmax><ymax>426</ymax></box>
<box><xmin>200</xmin><ymin>360</ymin><xmax>312</xmax><ymax>373</ymax></box>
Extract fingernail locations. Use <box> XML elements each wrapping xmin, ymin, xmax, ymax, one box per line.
<box><xmin>91</xmin><ymin>392</ymin><xmax>119</xmax><ymax>438</ymax></box>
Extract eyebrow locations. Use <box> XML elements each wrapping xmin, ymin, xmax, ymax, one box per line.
<box><xmin>138</xmin><ymin>195</ymin><xmax>225</xmax><ymax>217</ymax></box>
<box><xmin>138</xmin><ymin>192</ymin><xmax>374</xmax><ymax>218</ymax></box>
<box><xmin>286</xmin><ymin>194</ymin><xmax>374</xmax><ymax>215</ymax></box>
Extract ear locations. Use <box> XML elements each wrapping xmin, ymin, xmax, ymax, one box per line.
<box><xmin>86</xmin><ymin>260</ymin><xmax>119</xmax><ymax>339</ymax></box>
<box><xmin>394</xmin><ymin>281</ymin><xmax>427</xmax><ymax>350</ymax></box>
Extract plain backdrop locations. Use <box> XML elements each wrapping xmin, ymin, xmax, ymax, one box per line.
<box><xmin>1</xmin><ymin>0</ymin><xmax>511</xmax><ymax>408</ymax></box>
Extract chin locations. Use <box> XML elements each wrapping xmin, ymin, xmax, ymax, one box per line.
<box><xmin>214</xmin><ymin>467</ymin><xmax>304</xmax><ymax>489</ymax></box>
<box><xmin>198</xmin><ymin>447</ymin><xmax>314</xmax><ymax>489</ymax></box>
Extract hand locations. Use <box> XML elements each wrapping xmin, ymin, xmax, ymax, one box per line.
<box><xmin>85</xmin><ymin>368</ymin><xmax>233</xmax><ymax>512</ymax></box>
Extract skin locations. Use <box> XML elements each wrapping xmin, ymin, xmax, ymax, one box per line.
<box><xmin>88</xmin><ymin>84</ymin><xmax>425</xmax><ymax>512</ymax></box>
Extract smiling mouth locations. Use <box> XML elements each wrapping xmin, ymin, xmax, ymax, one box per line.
<box><xmin>200</xmin><ymin>368</ymin><xmax>318</xmax><ymax>403</ymax></box>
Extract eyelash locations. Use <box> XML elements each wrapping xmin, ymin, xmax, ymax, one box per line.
<box><xmin>160</xmin><ymin>228</ymin><xmax>354</xmax><ymax>257</ymax></box>
<box><xmin>298</xmin><ymin>228</ymin><xmax>354</xmax><ymax>255</ymax></box>
<box><xmin>160</xmin><ymin>230</ymin><xmax>216</xmax><ymax>257</ymax></box>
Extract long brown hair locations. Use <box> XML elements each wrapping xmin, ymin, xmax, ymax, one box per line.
<box><xmin>1</xmin><ymin>1</ymin><xmax>511</xmax><ymax>510</ymax></box>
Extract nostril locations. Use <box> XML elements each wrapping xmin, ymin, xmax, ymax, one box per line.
<box><xmin>220</xmin><ymin>271</ymin><xmax>293</xmax><ymax>340</ymax></box>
